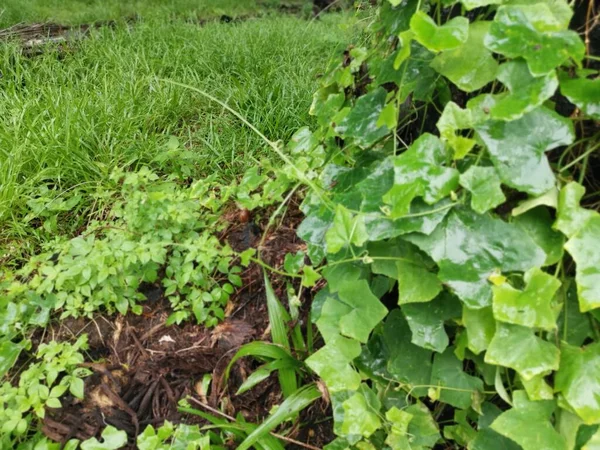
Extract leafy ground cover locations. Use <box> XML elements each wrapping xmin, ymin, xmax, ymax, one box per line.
<box><xmin>2</xmin><ymin>0</ymin><xmax>600</xmax><ymax>448</ymax></box>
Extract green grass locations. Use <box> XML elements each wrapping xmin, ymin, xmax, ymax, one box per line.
<box><xmin>0</xmin><ymin>0</ymin><xmax>310</xmax><ymax>28</ymax></box>
<box><xmin>0</xmin><ymin>13</ymin><xmax>352</xmax><ymax>255</ymax></box>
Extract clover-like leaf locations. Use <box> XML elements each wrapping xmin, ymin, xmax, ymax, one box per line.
<box><xmin>492</xmin><ymin>267</ymin><xmax>561</xmax><ymax>330</ymax></box>
<box><xmin>485</xmin><ymin>4</ymin><xmax>585</xmax><ymax>76</ymax></box>
<box><xmin>431</xmin><ymin>21</ymin><xmax>498</xmax><ymax>92</ymax></box>
<box><xmin>476</xmin><ymin>107</ymin><xmax>574</xmax><ymax>195</ymax></box>
<box><xmin>430</xmin><ymin>348</ymin><xmax>484</xmax><ymax>409</ymax></box>
<box><xmin>335</xmin><ymin>87</ymin><xmax>390</xmax><ymax>148</ymax></box>
<box><xmin>402</xmin><ymin>292</ymin><xmax>461</xmax><ymax>353</ymax></box>
<box><xmin>407</xmin><ymin>208</ymin><xmax>545</xmax><ymax>308</ymax></box>
<box><xmin>459</xmin><ymin>166</ymin><xmax>505</xmax><ymax>214</ymax></box>
<box><xmin>559</xmin><ymin>73</ymin><xmax>600</xmax><ymax>119</ymax></box>
<box><xmin>485</xmin><ymin>323</ymin><xmax>559</xmax><ymax>380</ymax></box>
<box><xmin>410</xmin><ymin>11</ymin><xmax>469</xmax><ymax>52</ymax></box>
<box><xmin>490</xmin><ymin>391</ymin><xmax>567</xmax><ymax>450</ymax></box>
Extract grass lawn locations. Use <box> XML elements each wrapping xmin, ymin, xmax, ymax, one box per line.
<box><xmin>0</xmin><ymin>6</ymin><xmax>353</xmax><ymax>256</ymax></box>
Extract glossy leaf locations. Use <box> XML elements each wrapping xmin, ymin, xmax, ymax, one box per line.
<box><xmin>410</xmin><ymin>11</ymin><xmax>469</xmax><ymax>52</ymax></box>
<box><xmin>437</xmin><ymin>102</ymin><xmax>476</xmax><ymax>159</ymax></box>
<box><xmin>490</xmin><ymin>391</ymin><xmax>567</xmax><ymax>450</ymax></box>
<box><xmin>485</xmin><ymin>322</ymin><xmax>559</xmax><ymax>380</ymax></box>
<box><xmin>485</xmin><ymin>4</ymin><xmax>585</xmax><ymax>76</ymax></box>
<box><xmin>490</xmin><ymin>60</ymin><xmax>558</xmax><ymax>121</ymax></box>
<box><xmin>383</xmin><ymin>134</ymin><xmax>459</xmax><ymax>217</ymax></box>
<box><xmin>559</xmin><ymin>74</ymin><xmax>600</xmax><ymax>119</ymax></box>
<box><xmin>463</xmin><ymin>306</ymin><xmax>495</xmax><ymax>355</ymax></box>
<box><xmin>335</xmin><ymin>87</ymin><xmax>390</xmax><ymax>148</ymax></box>
<box><xmin>476</xmin><ymin>107</ymin><xmax>574</xmax><ymax>195</ymax></box>
<box><xmin>402</xmin><ymin>292</ymin><xmax>461</xmax><ymax>352</ymax></box>
<box><xmin>514</xmin><ymin>207</ymin><xmax>564</xmax><ymax>266</ymax></box>
<box><xmin>325</xmin><ymin>205</ymin><xmax>368</xmax><ymax>255</ymax></box>
<box><xmin>555</xmin><ymin>342</ymin><xmax>600</xmax><ymax>424</ymax></box>
<box><xmin>459</xmin><ymin>166</ymin><xmax>505</xmax><ymax>214</ymax></box>
<box><xmin>521</xmin><ymin>374</ymin><xmax>554</xmax><ymax>401</ymax></box>
<box><xmin>305</xmin><ymin>336</ymin><xmax>362</xmax><ymax>392</ymax></box>
<box><xmin>403</xmin><ymin>403</ymin><xmax>441</xmax><ymax>448</ymax></box>
<box><xmin>337</xmin><ymin>280</ymin><xmax>388</xmax><ymax>343</ymax></box>
<box><xmin>492</xmin><ymin>267</ymin><xmax>561</xmax><ymax>330</ymax></box>
<box><xmin>555</xmin><ymin>183</ymin><xmax>596</xmax><ymax>238</ymax></box>
<box><xmin>431</xmin><ymin>22</ymin><xmax>498</xmax><ymax>92</ymax></box>
<box><xmin>0</xmin><ymin>341</ymin><xmax>23</xmax><ymax>378</ymax></box>
<box><xmin>564</xmin><ymin>215</ymin><xmax>600</xmax><ymax>312</ymax></box>
<box><xmin>341</xmin><ymin>391</ymin><xmax>382</xmax><ymax>438</ymax></box>
<box><xmin>407</xmin><ymin>208</ymin><xmax>545</xmax><ymax>308</ymax></box>
<box><xmin>430</xmin><ymin>348</ymin><xmax>484</xmax><ymax>409</ymax></box>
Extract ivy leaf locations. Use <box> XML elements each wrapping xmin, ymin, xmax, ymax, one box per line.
<box><xmin>437</xmin><ymin>102</ymin><xmax>476</xmax><ymax>159</ymax></box>
<box><xmin>564</xmin><ymin>215</ymin><xmax>600</xmax><ymax>312</ymax></box>
<box><xmin>383</xmin><ymin>134</ymin><xmax>459</xmax><ymax>217</ymax></box>
<box><xmin>341</xmin><ymin>391</ymin><xmax>382</xmax><ymax>438</ymax></box>
<box><xmin>521</xmin><ymin>374</ymin><xmax>554</xmax><ymax>401</ymax></box>
<box><xmin>384</xmin><ymin>310</ymin><xmax>434</xmax><ymax>396</ymax></box>
<box><xmin>485</xmin><ymin>4</ymin><xmax>585</xmax><ymax>76</ymax></box>
<box><xmin>410</xmin><ymin>11</ymin><xmax>469</xmax><ymax>52</ymax></box>
<box><xmin>406</xmin><ymin>208</ymin><xmax>545</xmax><ymax>308</ymax></box>
<box><xmin>430</xmin><ymin>348</ymin><xmax>484</xmax><ymax>409</ymax></box>
<box><xmin>463</xmin><ymin>306</ymin><xmax>495</xmax><ymax>355</ymax></box>
<box><xmin>559</xmin><ymin>73</ymin><xmax>600</xmax><ymax>120</ymax></box>
<box><xmin>476</xmin><ymin>107</ymin><xmax>574</xmax><ymax>195</ymax></box>
<box><xmin>489</xmin><ymin>60</ymin><xmax>558</xmax><ymax>121</ymax></box>
<box><xmin>337</xmin><ymin>280</ymin><xmax>389</xmax><ymax>343</ymax></box>
<box><xmin>514</xmin><ymin>207</ymin><xmax>564</xmax><ymax>266</ymax></box>
<box><xmin>485</xmin><ymin>322</ymin><xmax>560</xmax><ymax>380</ymax></box>
<box><xmin>557</xmin><ymin>281</ymin><xmax>593</xmax><ymax>346</ymax></box>
<box><xmin>459</xmin><ymin>166</ymin><xmax>506</xmax><ymax>214</ymax></box>
<box><xmin>402</xmin><ymin>292</ymin><xmax>462</xmax><ymax>353</ymax></box>
<box><xmin>369</xmin><ymin>239</ymin><xmax>442</xmax><ymax>305</ymax></box>
<box><xmin>490</xmin><ymin>391</ymin><xmax>568</xmax><ymax>450</ymax></box>
<box><xmin>404</xmin><ymin>403</ymin><xmax>441</xmax><ymax>448</ymax></box>
<box><xmin>555</xmin><ymin>342</ymin><xmax>600</xmax><ymax>424</ymax></box>
<box><xmin>492</xmin><ymin>267</ymin><xmax>561</xmax><ymax>330</ymax></box>
<box><xmin>555</xmin><ymin>182</ymin><xmax>597</xmax><ymax>238</ymax></box>
<box><xmin>335</xmin><ymin>87</ymin><xmax>390</xmax><ymax>148</ymax></box>
<box><xmin>325</xmin><ymin>205</ymin><xmax>368</xmax><ymax>255</ymax></box>
<box><xmin>431</xmin><ymin>21</ymin><xmax>498</xmax><ymax>92</ymax></box>
<box><xmin>305</xmin><ymin>336</ymin><xmax>362</xmax><ymax>393</ymax></box>
<box><xmin>284</xmin><ymin>251</ymin><xmax>305</xmax><ymax>274</ymax></box>
<box><xmin>470</xmin><ymin>403</ymin><xmax>521</xmax><ymax>450</ymax></box>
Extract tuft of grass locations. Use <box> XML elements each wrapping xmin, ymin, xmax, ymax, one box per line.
<box><xmin>0</xmin><ymin>13</ymin><xmax>352</xmax><ymax>255</ymax></box>
<box><xmin>0</xmin><ymin>0</ymin><xmax>310</xmax><ymax>28</ymax></box>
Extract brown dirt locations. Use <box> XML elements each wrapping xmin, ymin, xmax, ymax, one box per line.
<box><xmin>38</xmin><ymin>197</ymin><xmax>332</xmax><ymax>448</ymax></box>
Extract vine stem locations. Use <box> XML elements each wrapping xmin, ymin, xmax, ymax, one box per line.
<box><xmin>559</xmin><ymin>139</ymin><xmax>600</xmax><ymax>172</ymax></box>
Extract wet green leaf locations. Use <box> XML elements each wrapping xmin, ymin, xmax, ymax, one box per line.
<box><xmin>81</xmin><ymin>426</ymin><xmax>128</xmax><ymax>450</ymax></box>
<box><xmin>407</xmin><ymin>208</ymin><xmax>545</xmax><ymax>308</ymax></box>
<box><xmin>558</xmin><ymin>281</ymin><xmax>593</xmax><ymax>346</ymax></box>
<box><xmin>459</xmin><ymin>166</ymin><xmax>505</xmax><ymax>214</ymax></box>
<box><xmin>514</xmin><ymin>207</ymin><xmax>564</xmax><ymax>266</ymax></box>
<box><xmin>305</xmin><ymin>336</ymin><xmax>362</xmax><ymax>392</ymax></box>
<box><xmin>404</xmin><ymin>403</ymin><xmax>441</xmax><ymax>448</ymax></box>
<box><xmin>431</xmin><ymin>22</ymin><xmax>498</xmax><ymax>92</ymax></box>
<box><xmin>463</xmin><ymin>306</ymin><xmax>495</xmax><ymax>355</ymax></box>
<box><xmin>559</xmin><ymin>73</ymin><xmax>600</xmax><ymax>119</ymax></box>
<box><xmin>485</xmin><ymin>322</ymin><xmax>560</xmax><ymax>380</ymax></box>
<box><xmin>402</xmin><ymin>292</ymin><xmax>462</xmax><ymax>352</ymax></box>
<box><xmin>556</xmin><ymin>342</ymin><xmax>600</xmax><ymax>424</ymax></box>
<box><xmin>341</xmin><ymin>391</ymin><xmax>382</xmax><ymax>438</ymax></box>
<box><xmin>555</xmin><ymin>182</ymin><xmax>597</xmax><ymax>238</ymax></box>
<box><xmin>521</xmin><ymin>374</ymin><xmax>554</xmax><ymax>401</ymax></box>
<box><xmin>490</xmin><ymin>60</ymin><xmax>558</xmax><ymax>121</ymax></box>
<box><xmin>337</xmin><ymin>280</ymin><xmax>389</xmax><ymax>343</ymax></box>
<box><xmin>369</xmin><ymin>240</ymin><xmax>442</xmax><ymax>305</ymax></box>
<box><xmin>459</xmin><ymin>0</ymin><xmax>501</xmax><ymax>10</ymax></box>
<box><xmin>490</xmin><ymin>391</ymin><xmax>567</xmax><ymax>450</ymax></box>
<box><xmin>437</xmin><ymin>102</ymin><xmax>476</xmax><ymax>159</ymax></box>
<box><xmin>476</xmin><ymin>107</ymin><xmax>574</xmax><ymax>195</ymax></box>
<box><xmin>492</xmin><ymin>267</ymin><xmax>561</xmax><ymax>330</ymax></box>
<box><xmin>564</xmin><ymin>215</ymin><xmax>600</xmax><ymax>312</ymax></box>
<box><xmin>410</xmin><ymin>11</ymin><xmax>469</xmax><ymax>52</ymax></box>
<box><xmin>383</xmin><ymin>134</ymin><xmax>459</xmax><ymax>217</ymax></box>
<box><xmin>485</xmin><ymin>4</ymin><xmax>585</xmax><ymax>76</ymax></box>
<box><xmin>326</xmin><ymin>205</ymin><xmax>368</xmax><ymax>255</ymax></box>
<box><xmin>430</xmin><ymin>348</ymin><xmax>484</xmax><ymax>409</ymax></box>
<box><xmin>335</xmin><ymin>87</ymin><xmax>390</xmax><ymax>148</ymax></box>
